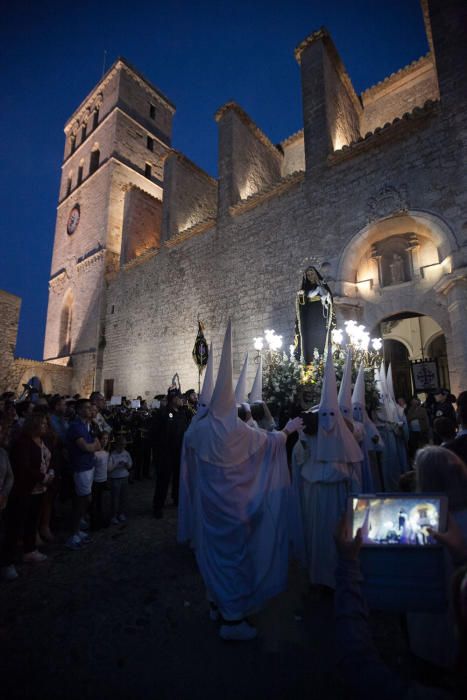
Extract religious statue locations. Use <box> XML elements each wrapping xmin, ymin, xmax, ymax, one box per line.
<box><xmin>294</xmin><ymin>266</ymin><xmax>334</xmax><ymax>364</ymax></box>
<box><xmin>389</xmin><ymin>253</ymin><xmax>405</xmax><ymax>284</ymax></box>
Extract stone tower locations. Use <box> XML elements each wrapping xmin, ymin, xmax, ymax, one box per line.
<box><xmin>43</xmin><ymin>58</ymin><xmax>175</xmax><ymax>394</ymax></box>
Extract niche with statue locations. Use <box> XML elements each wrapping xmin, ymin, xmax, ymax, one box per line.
<box><xmin>370</xmin><ymin>234</ymin><xmax>418</xmax><ymax>288</ymax></box>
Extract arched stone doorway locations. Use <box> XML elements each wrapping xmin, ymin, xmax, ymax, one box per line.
<box><xmin>374</xmin><ymin>311</ymin><xmax>449</xmax><ymax>399</ymax></box>
<box><xmin>333</xmin><ymin>209</ymin><xmax>467</xmax><ymax>395</ymax></box>
<box><xmin>382</xmin><ymin>339</ymin><xmax>411</xmax><ymax>400</ymax></box>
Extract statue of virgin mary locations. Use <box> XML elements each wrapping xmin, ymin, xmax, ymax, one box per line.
<box><xmin>294</xmin><ymin>266</ymin><xmax>334</xmax><ymax>364</ymax></box>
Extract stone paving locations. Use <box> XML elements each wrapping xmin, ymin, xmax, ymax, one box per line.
<box><xmin>1</xmin><ymin>480</ymin><xmax>413</xmax><ymax>700</ymax></box>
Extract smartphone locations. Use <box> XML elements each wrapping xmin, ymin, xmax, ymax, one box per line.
<box><xmin>348</xmin><ymin>493</ymin><xmax>448</xmax><ymax>547</ymax></box>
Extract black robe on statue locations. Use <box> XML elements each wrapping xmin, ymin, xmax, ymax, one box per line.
<box><xmin>294</xmin><ymin>266</ymin><xmax>334</xmax><ymax>364</ymax></box>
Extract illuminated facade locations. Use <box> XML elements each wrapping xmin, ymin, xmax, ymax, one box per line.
<box><xmin>44</xmin><ymin>0</ymin><xmax>467</xmax><ymax>399</ymax></box>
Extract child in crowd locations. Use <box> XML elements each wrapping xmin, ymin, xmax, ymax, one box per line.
<box><xmin>108</xmin><ymin>434</ymin><xmax>132</xmax><ymax>524</ymax></box>
<box><xmin>91</xmin><ymin>432</ymin><xmax>110</xmax><ymax>529</ymax></box>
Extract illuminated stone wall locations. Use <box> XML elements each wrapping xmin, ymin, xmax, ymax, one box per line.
<box><xmin>44</xmin><ymin>0</ymin><xmax>467</xmax><ymax>398</ymax></box>
<box><xmin>360</xmin><ymin>55</ymin><xmax>440</xmax><ymax>136</ymax></box>
<box><xmin>0</xmin><ymin>289</ymin><xmax>71</xmax><ymax>395</ymax></box>
<box><xmin>161</xmin><ymin>152</ymin><xmax>217</xmax><ymax>242</ymax></box>
<box><xmin>121</xmin><ymin>187</ymin><xmax>162</xmax><ymax>264</ymax></box>
<box><xmin>0</xmin><ymin>290</ymin><xmax>21</xmax><ymax>391</ymax></box>
<box><xmin>101</xmin><ymin>1</ymin><xmax>467</xmax><ymax>398</ymax></box>
<box><xmin>44</xmin><ymin>59</ymin><xmax>173</xmax><ymax>394</ymax></box>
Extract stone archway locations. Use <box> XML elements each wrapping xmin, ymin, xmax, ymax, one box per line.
<box><xmin>335</xmin><ymin>209</ymin><xmax>458</xmax><ymax>288</ymax></box>
<box><xmin>333</xmin><ymin>210</ymin><xmax>466</xmax><ymax>394</ymax></box>
<box><xmin>372</xmin><ymin>311</ymin><xmax>450</xmax><ymax>397</ymax></box>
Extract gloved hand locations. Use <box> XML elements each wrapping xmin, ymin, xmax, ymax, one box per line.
<box><xmin>284</xmin><ymin>417</ymin><xmax>304</xmax><ymax>435</ymax></box>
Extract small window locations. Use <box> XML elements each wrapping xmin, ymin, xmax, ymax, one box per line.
<box><xmin>93</xmin><ymin>109</ymin><xmax>99</xmax><ymax>130</ymax></box>
<box><xmin>70</xmin><ymin>135</ymin><xmax>76</xmax><ymax>154</ymax></box>
<box><xmin>66</xmin><ymin>177</ymin><xmax>72</xmax><ymax>196</ymax></box>
<box><xmin>149</xmin><ymin>104</ymin><xmax>156</xmax><ymax>119</ymax></box>
<box><xmin>147</xmin><ymin>136</ymin><xmax>154</xmax><ymax>151</ymax></box>
<box><xmin>77</xmin><ymin>166</ymin><xmax>83</xmax><ymax>185</ymax></box>
<box><xmin>145</xmin><ymin>163</ymin><xmax>152</xmax><ymax>179</ymax></box>
<box><xmin>111</xmin><ymin>305</ymin><xmax>115</xmax><ymax>314</ymax></box>
<box><xmin>81</xmin><ymin>124</ymin><xmax>87</xmax><ymax>142</ymax></box>
<box><xmin>89</xmin><ymin>149</ymin><xmax>100</xmax><ymax>174</ymax></box>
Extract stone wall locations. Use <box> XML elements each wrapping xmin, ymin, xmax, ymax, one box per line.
<box><xmin>44</xmin><ymin>0</ymin><xmax>467</xmax><ymax>397</ymax></box>
<box><xmin>102</xmin><ymin>1</ymin><xmax>467</xmax><ymax>398</ymax></box>
<box><xmin>44</xmin><ymin>58</ymin><xmax>170</xmax><ymax>395</ymax></box>
<box><xmin>0</xmin><ymin>290</ymin><xmax>21</xmax><ymax>391</ymax></box>
<box><xmin>10</xmin><ymin>359</ymin><xmax>72</xmax><ymax>397</ymax></box>
<box><xmin>121</xmin><ymin>187</ymin><xmax>162</xmax><ymax>263</ymax></box>
<box><xmin>216</xmin><ymin>103</ymin><xmax>282</xmax><ymax>212</ymax></box>
<box><xmin>117</xmin><ymin>63</ymin><xmax>174</xmax><ymax>146</ymax></box>
<box><xmin>360</xmin><ymin>55</ymin><xmax>440</xmax><ymax>135</ymax></box>
<box><xmin>281</xmin><ymin>132</ymin><xmax>305</xmax><ymax>177</ymax></box>
<box><xmin>114</xmin><ymin>109</ymin><xmax>166</xmax><ymax>185</ymax></box>
<box><xmin>0</xmin><ymin>289</ymin><xmax>72</xmax><ymax>396</ymax></box>
<box><xmin>162</xmin><ymin>152</ymin><xmax>217</xmax><ymax>241</ymax></box>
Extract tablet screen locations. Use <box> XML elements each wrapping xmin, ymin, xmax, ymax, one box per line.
<box><xmin>351</xmin><ymin>496</ymin><xmax>444</xmax><ymax>546</ymax></box>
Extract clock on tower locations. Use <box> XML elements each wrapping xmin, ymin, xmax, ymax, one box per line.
<box><xmin>67</xmin><ymin>205</ymin><xmax>80</xmax><ymax>235</ymax></box>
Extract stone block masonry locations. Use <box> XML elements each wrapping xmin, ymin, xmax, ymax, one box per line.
<box><xmin>43</xmin><ymin>0</ymin><xmax>467</xmax><ymax>398</ymax></box>
<box><xmin>0</xmin><ymin>289</ymin><xmax>72</xmax><ymax>395</ymax></box>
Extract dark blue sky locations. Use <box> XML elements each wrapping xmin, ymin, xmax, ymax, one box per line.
<box><xmin>0</xmin><ymin>0</ymin><xmax>428</xmax><ymax>360</ymax></box>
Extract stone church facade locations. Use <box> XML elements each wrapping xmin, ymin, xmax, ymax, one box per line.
<box><xmin>43</xmin><ymin>0</ymin><xmax>467</xmax><ymax>400</ymax></box>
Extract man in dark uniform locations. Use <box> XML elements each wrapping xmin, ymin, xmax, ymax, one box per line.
<box><xmin>153</xmin><ymin>388</ymin><xmax>189</xmax><ymax>519</ymax></box>
<box><xmin>433</xmin><ymin>389</ymin><xmax>456</xmax><ymax>444</ymax></box>
<box><xmin>184</xmin><ymin>389</ymin><xmax>198</xmax><ymax>425</ymax></box>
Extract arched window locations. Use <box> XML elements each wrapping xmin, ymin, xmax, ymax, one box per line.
<box><xmin>66</xmin><ymin>173</ymin><xmax>72</xmax><ymax>196</ymax></box>
<box><xmin>93</xmin><ymin>109</ymin><xmax>99</xmax><ymax>130</ymax></box>
<box><xmin>59</xmin><ymin>292</ymin><xmax>73</xmax><ymax>355</ymax></box>
<box><xmin>77</xmin><ymin>160</ymin><xmax>84</xmax><ymax>186</ymax></box>
<box><xmin>90</xmin><ymin>147</ymin><xmax>100</xmax><ymax>174</ymax></box>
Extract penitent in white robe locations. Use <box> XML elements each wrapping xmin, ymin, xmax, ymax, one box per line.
<box><xmin>292</xmin><ymin>433</ymin><xmax>355</xmax><ymax>589</ymax></box>
<box><xmin>194</xmin><ymin>429</ymin><xmax>290</xmax><ymax>621</ymax></box>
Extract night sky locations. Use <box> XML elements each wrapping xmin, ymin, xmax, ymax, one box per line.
<box><xmin>0</xmin><ymin>0</ymin><xmax>429</xmax><ymax>360</ymax></box>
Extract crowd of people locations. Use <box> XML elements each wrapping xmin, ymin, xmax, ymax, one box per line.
<box><xmin>1</xmin><ymin>324</ymin><xmax>466</xmax><ymax>696</ymax></box>
<box><xmin>0</xmin><ymin>387</ymin><xmax>198</xmax><ymax>569</ymax></box>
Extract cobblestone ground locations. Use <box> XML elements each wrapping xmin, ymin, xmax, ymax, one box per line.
<box><xmin>1</xmin><ymin>481</ymin><xmax>412</xmax><ymax>700</ymax></box>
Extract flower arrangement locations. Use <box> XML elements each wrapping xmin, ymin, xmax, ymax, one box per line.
<box><xmin>255</xmin><ymin>323</ymin><xmax>381</xmax><ymax>414</ymax></box>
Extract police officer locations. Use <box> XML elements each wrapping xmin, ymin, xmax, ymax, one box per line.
<box><xmin>153</xmin><ymin>388</ymin><xmax>188</xmax><ymax>518</ymax></box>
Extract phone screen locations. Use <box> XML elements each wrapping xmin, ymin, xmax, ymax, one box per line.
<box><xmin>352</xmin><ymin>496</ymin><xmax>443</xmax><ymax>546</ymax></box>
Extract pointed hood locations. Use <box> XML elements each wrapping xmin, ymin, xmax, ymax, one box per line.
<box><xmin>352</xmin><ymin>363</ymin><xmax>383</xmax><ymax>449</ymax></box>
<box><xmin>235</xmin><ymin>352</ymin><xmax>249</xmax><ymax>404</ymax></box>
<box><xmin>317</xmin><ymin>349</ymin><xmax>362</xmax><ymax>463</ymax></box>
<box><xmin>199</xmin><ymin>343</ymin><xmax>214</xmax><ymax>408</ymax></box>
<box><xmin>375</xmin><ymin>363</ymin><xmax>388</xmax><ymax>421</ymax></box>
<box><xmin>386</xmin><ymin>363</ymin><xmax>404</xmax><ymax>421</ymax></box>
<box><xmin>192</xmin><ymin>321</ymin><xmax>266</xmax><ymax>467</ymax></box>
<box><xmin>352</xmin><ymin>362</ymin><xmax>365</xmax><ymax>409</ymax></box>
<box><xmin>386</xmin><ymin>363</ymin><xmax>396</xmax><ymax>402</ymax></box>
<box><xmin>249</xmin><ymin>355</ymin><xmax>263</xmax><ymax>403</ymax></box>
<box><xmin>184</xmin><ymin>343</ymin><xmax>213</xmax><ymax>445</ymax></box>
<box><xmin>209</xmin><ymin>320</ymin><xmax>236</xmax><ymax>425</ymax></box>
<box><xmin>338</xmin><ymin>349</ymin><xmax>353</xmax><ymax>419</ymax></box>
